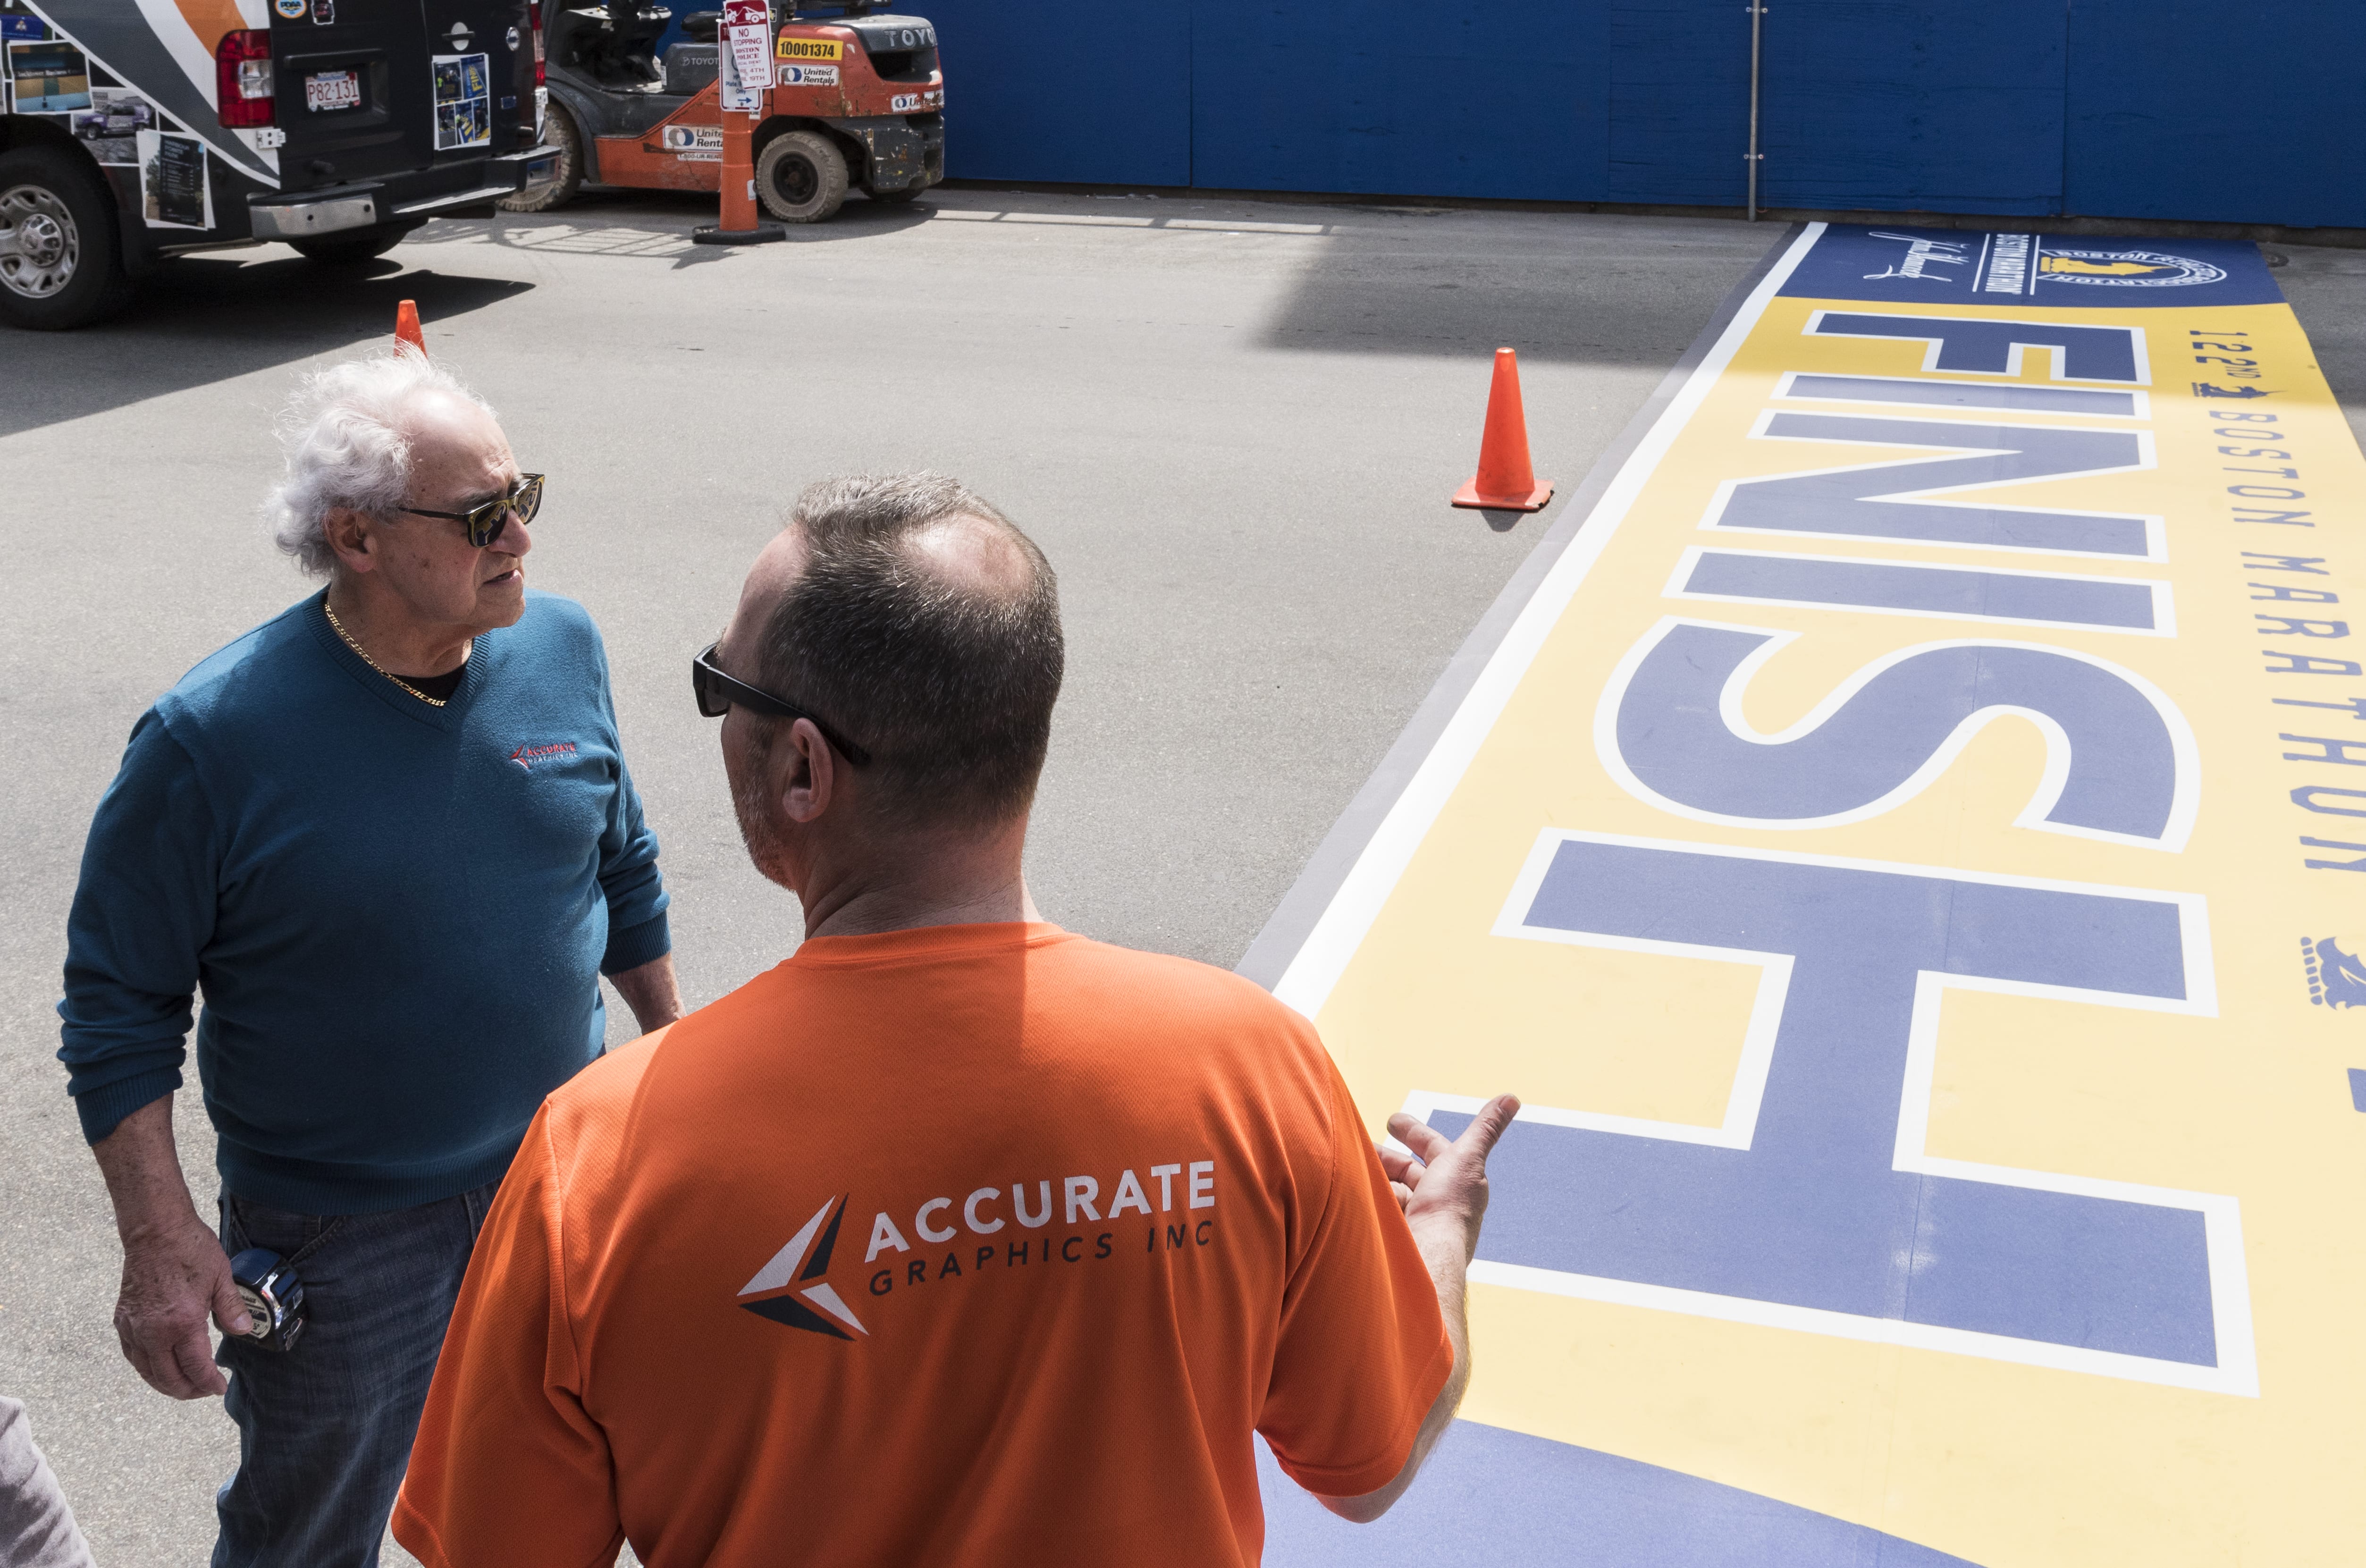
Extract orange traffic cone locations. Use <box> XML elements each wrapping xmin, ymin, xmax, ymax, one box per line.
<box><xmin>395</xmin><ymin>299</ymin><xmax>427</xmax><ymax>356</ymax></box>
<box><xmin>1451</xmin><ymin>347</ymin><xmax>1552</xmax><ymax>511</ymax></box>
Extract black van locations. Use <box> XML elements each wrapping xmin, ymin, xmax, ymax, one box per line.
<box><xmin>0</xmin><ymin>0</ymin><xmax>554</xmax><ymax>329</ymax></box>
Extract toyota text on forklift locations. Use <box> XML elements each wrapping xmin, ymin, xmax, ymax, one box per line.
<box><xmin>0</xmin><ymin>0</ymin><xmax>556</xmax><ymax>329</ymax></box>
<box><xmin>506</xmin><ymin>1</ymin><xmax>943</xmax><ymax>225</ymax></box>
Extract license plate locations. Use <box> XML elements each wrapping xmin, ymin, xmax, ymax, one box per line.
<box><xmin>304</xmin><ymin>69</ymin><xmax>361</xmax><ymax>112</ymax></box>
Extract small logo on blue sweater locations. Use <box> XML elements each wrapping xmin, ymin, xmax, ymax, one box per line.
<box><xmin>510</xmin><ymin>742</ymin><xmax>578</xmax><ymax>771</ymax></box>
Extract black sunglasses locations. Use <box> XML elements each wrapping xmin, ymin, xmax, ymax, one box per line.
<box><xmin>691</xmin><ymin>642</ymin><xmax>873</xmax><ymax>767</ymax></box>
<box><xmin>402</xmin><ymin>472</ymin><xmax>546</xmax><ymax>548</ymax></box>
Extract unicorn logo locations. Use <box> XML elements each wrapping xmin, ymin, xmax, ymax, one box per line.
<box><xmin>2302</xmin><ymin>936</ymin><xmax>2366</xmax><ymax>1009</ymax></box>
<box><xmin>1861</xmin><ymin>231</ymin><xmax>1971</xmax><ymax>283</ymax></box>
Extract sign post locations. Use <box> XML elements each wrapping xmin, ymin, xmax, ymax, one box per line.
<box><xmin>692</xmin><ymin>0</ymin><xmax>784</xmax><ymax>244</ymax></box>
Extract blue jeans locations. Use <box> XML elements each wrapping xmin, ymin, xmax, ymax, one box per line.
<box><xmin>211</xmin><ymin>1182</ymin><xmax>500</xmax><ymax>1568</ymax></box>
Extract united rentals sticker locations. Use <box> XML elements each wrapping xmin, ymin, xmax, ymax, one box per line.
<box><xmin>659</xmin><ymin>124</ymin><xmax>723</xmax><ymax>160</ymax></box>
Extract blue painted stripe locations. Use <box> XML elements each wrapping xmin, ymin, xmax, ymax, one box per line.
<box><xmin>1714</xmin><ymin>412</ymin><xmax>2153</xmax><ymax>558</ymax></box>
<box><xmin>1681</xmin><ymin>550</ymin><xmax>2159</xmax><ymax>630</ymax></box>
<box><xmin>1258</xmin><ymin>1420</ymin><xmax>1987</xmax><ymax>1567</ymax></box>
<box><xmin>1784</xmin><ymin>375</ymin><xmax>2139</xmax><ymax>418</ymax></box>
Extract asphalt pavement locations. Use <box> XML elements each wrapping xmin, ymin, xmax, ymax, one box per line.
<box><xmin>2</xmin><ymin>188</ymin><xmax>2360</xmax><ymax>1565</ymax></box>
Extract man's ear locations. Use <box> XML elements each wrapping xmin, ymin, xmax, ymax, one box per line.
<box><xmin>324</xmin><ymin>507</ymin><xmax>378</xmax><ymax>574</ymax></box>
<box><xmin>776</xmin><ymin>717</ymin><xmax>838</xmax><ymax>825</ymax></box>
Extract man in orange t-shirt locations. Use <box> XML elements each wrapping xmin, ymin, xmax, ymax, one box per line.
<box><xmin>394</xmin><ymin>474</ymin><xmax>1518</xmax><ymax>1568</ymax></box>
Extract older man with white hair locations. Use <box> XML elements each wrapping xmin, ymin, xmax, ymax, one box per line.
<box><xmin>57</xmin><ymin>346</ymin><xmax>680</xmax><ymax>1567</ymax></box>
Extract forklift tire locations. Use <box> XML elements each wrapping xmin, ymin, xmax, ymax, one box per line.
<box><xmin>500</xmin><ymin>101</ymin><xmax>584</xmax><ymax>213</ymax></box>
<box><xmin>0</xmin><ymin>144</ymin><xmax>135</xmax><ymax>331</ymax></box>
<box><xmin>289</xmin><ymin>220</ymin><xmax>421</xmax><ymax>265</ymax></box>
<box><xmin>755</xmin><ymin>130</ymin><xmax>847</xmax><ymax>224</ymax></box>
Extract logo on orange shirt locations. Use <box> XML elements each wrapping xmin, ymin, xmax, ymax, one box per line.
<box><xmin>740</xmin><ymin>1166</ymin><xmax>1225</xmax><ymax>1332</ymax></box>
<box><xmin>737</xmin><ymin>1195</ymin><xmax>868</xmax><ymax>1340</ymax></box>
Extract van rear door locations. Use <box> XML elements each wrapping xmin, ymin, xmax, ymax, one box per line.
<box><xmin>417</xmin><ymin>0</ymin><xmax>533</xmax><ymax>159</ymax></box>
<box><xmin>272</xmin><ymin>0</ymin><xmax>526</xmax><ymax>192</ymax></box>
<box><xmin>271</xmin><ymin>1</ymin><xmax>437</xmax><ymax>192</ymax></box>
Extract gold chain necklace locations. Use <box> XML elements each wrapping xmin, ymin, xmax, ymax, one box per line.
<box><xmin>323</xmin><ymin>599</ymin><xmax>448</xmax><ymax>708</ymax></box>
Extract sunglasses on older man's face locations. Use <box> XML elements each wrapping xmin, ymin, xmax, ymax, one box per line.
<box><xmin>691</xmin><ymin>641</ymin><xmax>873</xmax><ymax>767</ymax></box>
<box><xmin>402</xmin><ymin>472</ymin><xmax>546</xmax><ymax>548</ymax></box>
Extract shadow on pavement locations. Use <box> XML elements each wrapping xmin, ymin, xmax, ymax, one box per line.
<box><xmin>0</xmin><ymin>260</ymin><xmax>532</xmax><ymax>439</ymax></box>
<box><xmin>405</xmin><ymin>187</ymin><xmax>937</xmax><ymax>260</ymax></box>
<box><xmin>1258</xmin><ymin>210</ymin><xmax>1776</xmax><ymax>363</ymax></box>
<box><xmin>926</xmin><ymin>187</ymin><xmax>1780</xmax><ymax>365</ymax></box>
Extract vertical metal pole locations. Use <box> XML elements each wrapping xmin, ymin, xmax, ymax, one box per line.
<box><xmin>1747</xmin><ymin>2</ymin><xmax>1764</xmax><ymax>220</ymax></box>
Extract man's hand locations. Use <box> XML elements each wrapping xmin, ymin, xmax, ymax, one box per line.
<box><xmin>1322</xmin><ymin>1094</ymin><xmax>1521</xmax><ymax>1526</ymax></box>
<box><xmin>90</xmin><ymin>1096</ymin><xmax>246</xmax><ymax>1399</ymax></box>
<box><xmin>1382</xmin><ymin>1094</ymin><xmax>1521</xmax><ymax>1265</ymax></box>
<box><xmin>115</xmin><ymin>1210</ymin><xmax>248</xmax><ymax>1399</ymax></box>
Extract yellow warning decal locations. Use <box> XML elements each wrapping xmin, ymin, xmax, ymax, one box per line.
<box><xmin>774</xmin><ymin>35</ymin><xmax>843</xmax><ymax>60</ymax></box>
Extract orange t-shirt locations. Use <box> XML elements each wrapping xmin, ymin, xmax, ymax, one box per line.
<box><xmin>394</xmin><ymin>923</ymin><xmax>1451</xmax><ymax>1568</ymax></box>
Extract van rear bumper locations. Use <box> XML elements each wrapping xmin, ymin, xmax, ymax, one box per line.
<box><xmin>246</xmin><ymin>145</ymin><xmax>559</xmax><ymax>239</ymax></box>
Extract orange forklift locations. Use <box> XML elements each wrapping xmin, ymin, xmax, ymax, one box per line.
<box><xmin>505</xmin><ymin>2</ymin><xmax>942</xmax><ymax>223</ymax></box>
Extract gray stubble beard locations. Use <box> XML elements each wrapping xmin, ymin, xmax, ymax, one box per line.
<box><xmin>728</xmin><ymin>728</ymin><xmax>799</xmax><ymax>893</ymax></box>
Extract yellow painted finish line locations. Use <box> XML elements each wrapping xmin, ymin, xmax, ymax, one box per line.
<box><xmin>1245</xmin><ymin>222</ymin><xmax>2366</xmax><ymax>1566</ymax></box>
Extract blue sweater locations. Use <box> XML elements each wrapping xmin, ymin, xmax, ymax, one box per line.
<box><xmin>59</xmin><ymin>590</ymin><xmax>671</xmax><ymax>1215</ymax></box>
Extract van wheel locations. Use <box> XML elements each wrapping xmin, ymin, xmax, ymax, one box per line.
<box><xmin>0</xmin><ymin>144</ymin><xmax>135</xmax><ymax>330</ymax></box>
<box><xmin>755</xmin><ymin>130</ymin><xmax>846</xmax><ymax>223</ymax></box>
<box><xmin>500</xmin><ymin>101</ymin><xmax>584</xmax><ymax>213</ymax></box>
<box><xmin>289</xmin><ymin>220</ymin><xmax>421</xmax><ymax>264</ymax></box>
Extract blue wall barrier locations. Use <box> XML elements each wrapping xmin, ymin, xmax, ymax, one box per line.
<box><xmin>922</xmin><ymin>0</ymin><xmax>2364</xmax><ymax>228</ymax></box>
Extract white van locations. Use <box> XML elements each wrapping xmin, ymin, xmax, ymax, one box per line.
<box><xmin>0</xmin><ymin>0</ymin><xmax>555</xmax><ymax>328</ymax></box>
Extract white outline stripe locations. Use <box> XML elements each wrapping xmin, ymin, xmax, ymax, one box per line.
<box><xmin>1772</xmin><ymin>370</ymin><xmax>2149</xmax><ymax>421</ymax></box>
<box><xmin>1267</xmin><ymin>222</ymin><xmax>1833</xmax><ymax>1020</ymax></box>
<box><xmin>1465</xmin><ymin>1258</ymin><xmax>2250</xmax><ymax>1396</ymax></box>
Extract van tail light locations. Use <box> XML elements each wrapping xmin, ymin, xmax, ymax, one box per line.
<box><xmin>217</xmin><ymin>30</ymin><xmax>275</xmax><ymax>127</ymax></box>
<box><xmin>530</xmin><ymin>3</ymin><xmax>546</xmax><ymax>85</ymax></box>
